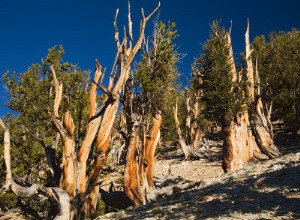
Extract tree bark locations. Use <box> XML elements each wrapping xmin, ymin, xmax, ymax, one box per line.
<box><xmin>144</xmin><ymin>113</ymin><xmax>162</xmax><ymax>190</ymax></box>
<box><xmin>0</xmin><ymin>119</ymin><xmax>71</xmax><ymax>220</ymax></box>
<box><xmin>124</xmin><ymin>113</ymin><xmax>162</xmax><ymax>206</ymax></box>
<box><xmin>124</xmin><ymin>125</ymin><xmax>146</xmax><ymax>206</ymax></box>
<box><xmin>222</xmin><ymin>21</ymin><xmax>280</xmax><ymax>172</ymax></box>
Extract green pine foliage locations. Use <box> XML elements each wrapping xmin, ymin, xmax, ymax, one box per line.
<box><xmin>253</xmin><ymin>30</ymin><xmax>300</xmax><ymax>128</ymax></box>
<box><xmin>1</xmin><ymin>45</ymin><xmax>90</xmax><ymax>184</ymax></box>
<box><xmin>135</xmin><ymin>21</ymin><xmax>182</xmax><ymax>141</ymax></box>
<box><xmin>193</xmin><ymin>21</ymin><xmax>246</xmax><ymax>124</ymax></box>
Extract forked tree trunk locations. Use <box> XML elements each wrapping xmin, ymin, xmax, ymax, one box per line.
<box><xmin>173</xmin><ymin>94</ymin><xmax>201</xmax><ymax>159</ymax></box>
<box><xmin>55</xmin><ymin>4</ymin><xmax>159</xmax><ymax>219</ymax></box>
<box><xmin>222</xmin><ymin>21</ymin><xmax>280</xmax><ymax>172</ymax></box>
<box><xmin>124</xmin><ymin>113</ymin><xmax>162</xmax><ymax>205</ymax></box>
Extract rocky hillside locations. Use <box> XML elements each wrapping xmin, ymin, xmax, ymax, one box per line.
<box><xmin>96</xmin><ymin>151</ymin><xmax>300</xmax><ymax>220</ymax></box>
<box><xmin>1</xmin><ymin>124</ymin><xmax>299</xmax><ymax>220</ymax></box>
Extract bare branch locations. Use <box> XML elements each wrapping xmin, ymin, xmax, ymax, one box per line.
<box><xmin>50</xmin><ymin>65</ymin><xmax>63</xmax><ymax>118</ymax></box>
<box><xmin>122</xmin><ymin>25</ymin><xmax>128</xmax><ymax>50</ymax></box>
<box><xmin>245</xmin><ymin>19</ymin><xmax>255</xmax><ymax>101</ymax></box>
<box><xmin>145</xmin><ymin>2</ymin><xmax>160</xmax><ymax>21</ymax></box>
<box><xmin>93</xmin><ymin>80</ymin><xmax>110</xmax><ymax>95</ymax></box>
<box><xmin>228</xmin><ymin>20</ymin><xmax>232</xmax><ymax>36</ymax></box>
<box><xmin>172</xmin><ymin>102</ymin><xmax>190</xmax><ymax>159</ymax></box>
<box><xmin>49</xmin><ymin>113</ymin><xmax>68</xmax><ymax>140</ymax></box>
<box><xmin>124</xmin><ymin>2</ymin><xmax>160</xmax><ymax>70</ymax></box>
<box><xmin>114</xmin><ymin>9</ymin><xmax>120</xmax><ymax>49</ymax></box>
<box><xmin>128</xmin><ymin>1</ymin><xmax>133</xmax><ymax>49</ymax></box>
<box><xmin>89</xmin><ymin>60</ymin><xmax>102</xmax><ymax>118</ymax></box>
<box><xmin>100</xmin><ymin>68</ymin><xmax>106</xmax><ymax>85</ymax></box>
<box><xmin>108</xmin><ymin>49</ymin><xmax>122</xmax><ymax>91</ymax></box>
<box><xmin>226</xmin><ymin>27</ymin><xmax>237</xmax><ymax>82</ymax></box>
<box><xmin>267</xmin><ymin>101</ymin><xmax>273</xmax><ymax>120</ymax></box>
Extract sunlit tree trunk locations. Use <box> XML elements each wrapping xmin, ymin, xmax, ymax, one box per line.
<box><xmin>124</xmin><ymin>113</ymin><xmax>162</xmax><ymax>205</ymax></box>
<box><xmin>222</xmin><ymin>21</ymin><xmax>280</xmax><ymax>172</ymax></box>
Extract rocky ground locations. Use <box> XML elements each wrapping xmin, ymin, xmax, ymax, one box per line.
<box><xmin>1</xmin><ymin>124</ymin><xmax>299</xmax><ymax>220</ymax></box>
<box><xmin>96</xmin><ymin>124</ymin><xmax>300</xmax><ymax>220</ymax></box>
<box><xmin>97</xmin><ymin>152</ymin><xmax>300</xmax><ymax>220</ymax></box>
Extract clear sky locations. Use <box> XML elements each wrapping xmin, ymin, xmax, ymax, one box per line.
<box><xmin>0</xmin><ymin>0</ymin><xmax>299</xmax><ymax>116</ymax></box>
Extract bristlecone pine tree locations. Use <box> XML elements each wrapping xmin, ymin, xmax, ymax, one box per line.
<box><xmin>253</xmin><ymin>30</ymin><xmax>300</xmax><ymax>132</ymax></box>
<box><xmin>0</xmin><ymin>3</ymin><xmax>160</xmax><ymax>219</ymax></box>
<box><xmin>122</xmin><ymin>20</ymin><xmax>181</xmax><ymax>205</ymax></box>
<box><xmin>193</xmin><ymin>20</ymin><xmax>280</xmax><ymax>172</ymax></box>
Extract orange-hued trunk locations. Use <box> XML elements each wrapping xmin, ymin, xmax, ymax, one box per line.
<box><xmin>144</xmin><ymin>114</ymin><xmax>162</xmax><ymax>189</ymax></box>
<box><xmin>124</xmin><ymin>127</ymin><xmax>146</xmax><ymax>206</ymax></box>
<box><xmin>124</xmin><ymin>114</ymin><xmax>162</xmax><ymax>205</ymax></box>
<box><xmin>60</xmin><ymin>137</ymin><xmax>77</xmax><ymax>197</ymax></box>
<box><xmin>81</xmin><ymin>176</ymin><xmax>100</xmax><ymax>220</ymax></box>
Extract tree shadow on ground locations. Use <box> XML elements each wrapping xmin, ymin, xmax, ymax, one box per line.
<box><xmin>121</xmin><ymin>158</ymin><xmax>300</xmax><ymax>219</ymax></box>
<box><xmin>273</xmin><ymin>123</ymin><xmax>300</xmax><ymax>155</ymax></box>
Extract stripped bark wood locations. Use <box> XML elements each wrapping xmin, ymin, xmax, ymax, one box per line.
<box><xmin>0</xmin><ymin>119</ymin><xmax>71</xmax><ymax>220</ymax></box>
<box><xmin>123</xmin><ymin>113</ymin><xmax>162</xmax><ymax>206</ymax></box>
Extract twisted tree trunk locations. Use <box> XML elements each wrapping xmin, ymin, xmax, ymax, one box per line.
<box><xmin>124</xmin><ymin>113</ymin><xmax>162</xmax><ymax>206</ymax></box>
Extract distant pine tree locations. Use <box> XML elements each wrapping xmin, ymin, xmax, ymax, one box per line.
<box><xmin>253</xmin><ymin>30</ymin><xmax>300</xmax><ymax>130</ymax></box>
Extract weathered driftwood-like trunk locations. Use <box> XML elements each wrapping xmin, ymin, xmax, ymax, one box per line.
<box><xmin>173</xmin><ymin>93</ymin><xmax>202</xmax><ymax>159</ymax></box>
<box><xmin>222</xmin><ymin>21</ymin><xmax>280</xmax><ymax>172</ymax></box>
<box><xmin>124</xmin><ymin>113</ymin><xmax>162</xmax><ymax>205</ymax></box>
<box><xmin>0</xmin><ymin>119</ymin><xmax>71</xmax><ymax>220</ymax></box>
<box><xmin>1</xmin><ymin>3</ymin><xmax>159</xmax><ymax>220</ymax></box>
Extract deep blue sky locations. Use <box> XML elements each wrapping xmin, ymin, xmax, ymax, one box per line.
<box><xmin>1</xmin><ymin>0</ymin><xmax>299</xmax><ymax>116</ymax></box>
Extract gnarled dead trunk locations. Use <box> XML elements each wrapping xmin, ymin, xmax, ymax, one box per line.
<box><xmin>222</xmin><ymin>21</ymin><xmax>280</xmax><ymax>172</ymax></box>
<box><xmin>0</xmin><ymin>119</ymin><xmax>71</xmax><ymax>220</ymax></box>
<box><xmin>124</xmin><ymin>113</ymin><xmax>162</xmax><ymax>206</ymax></box>
<box><xmin>173</xmin><ymin>93</ymin><xmax>202</xmax><ymax>159</ymax></box>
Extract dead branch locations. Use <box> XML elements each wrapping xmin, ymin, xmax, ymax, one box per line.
<box><xmin>0</xmin><ymin>119</ymin><xmax>71</xmax><ymax>220</ymax></box>
<box><xmin>89</xmin><ymin>60</ymin><xmax>102</xmax><ymax>118</ymax></box>
<box><xmin>128</xmin><ymin>2</ymin><xmax>133</xmax><ymax>49</ymax></box>
<box><xmin>245</xmin><ymin>19</ymin><xmax>255</xmax><ymax>101</ymax></box>
<box><xmin>50</xmin><ymin>65</ymin><xmax>63</xmax><ymax>118</ymax></box>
